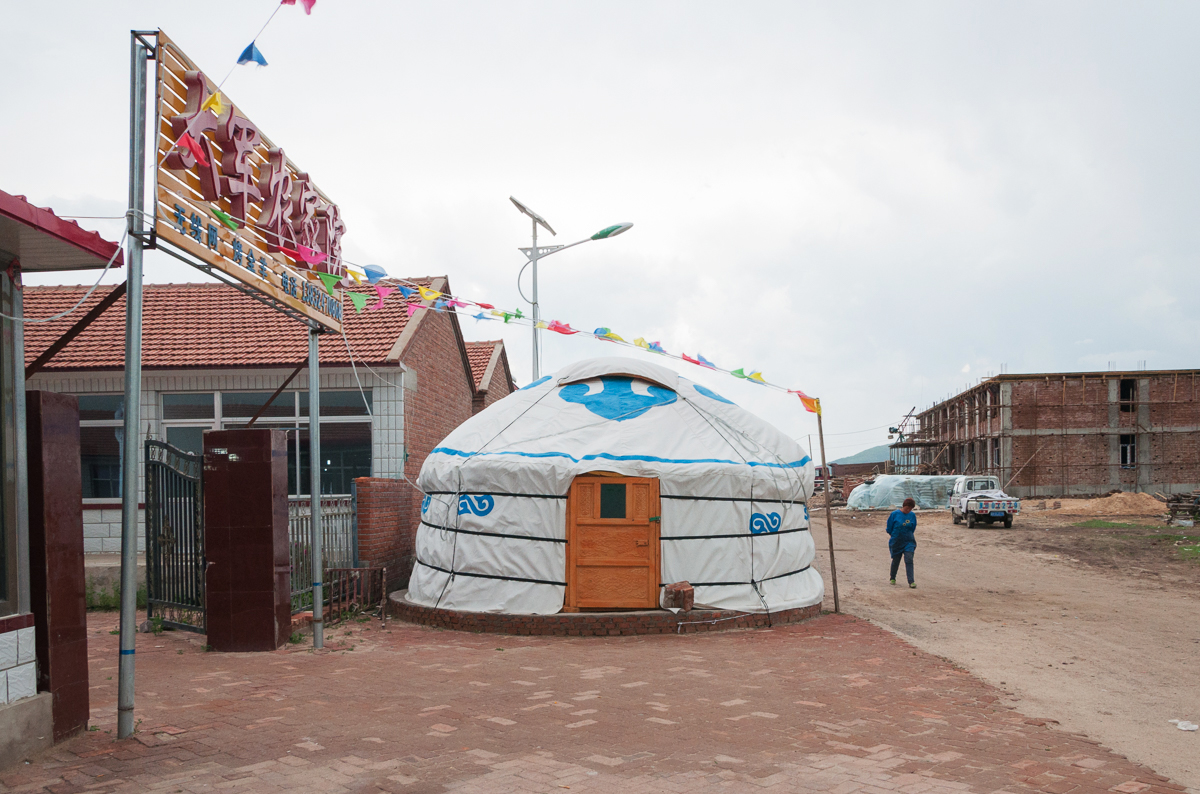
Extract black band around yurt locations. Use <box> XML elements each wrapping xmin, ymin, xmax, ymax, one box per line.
<box><xmin>424</xmin><ymin>490</ymin><xmax>568</xmax><ymax>500</ymax></box>
<box><xmin>420</xmin><ymin>520</ymin><xmax>567</xmax><ymax>543</ymax></box>
<box><xmin>660</xmin><ymin>564</ymin><xmax>811</xmax><ymax>588</ymax></box>
<box><xmin>660</xmin><ymin>526</ymin><xmax>810</xmax><ymax>540</ymax></box>
<box><xmin>415</xmin><ymin>558</ymin><xmax>567</xmax><ymax>587</ymax></box>
<box><xmin>660</xmin><ymin>494</ymin><xmax>807</xmax><ymax>504</ymax></box>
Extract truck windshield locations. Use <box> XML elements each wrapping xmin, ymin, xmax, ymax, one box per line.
<box><xmin>967</xmin><ymin>480</ymin><xmax>995</xmax><ymax>491</ymax></box>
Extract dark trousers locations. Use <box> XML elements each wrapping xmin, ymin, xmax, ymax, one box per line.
<box><xmin>890</xmin><ymin>549</ymin><xmax>914</xmax><ymax>583</ymax></box>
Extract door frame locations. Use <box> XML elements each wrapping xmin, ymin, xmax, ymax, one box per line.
<box><xmin>564</xmin><ymin>472</ymin><xmax>661</xmax><ymax>611</ymax></box>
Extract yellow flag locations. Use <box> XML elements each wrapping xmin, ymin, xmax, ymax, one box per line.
<box><xmin>490</xmin><ymin>310</ymin><xmax>505</xmax><ymax>317</ymax></box>
<box><xmin>633</xmin><ymin>337</ymin><xmax>650</xmax><ymax>349</ymax></box>
<box><xmin>748</xmin><ymin>371</ymin><xmax>767</xmax><ymax>384</ymax></box>
<box><xmin>418</xmin><ymin>286</ymin><xmax>442</xmax><ymax>301</ymax></box>
<box><xmin>200</xmin><ymin>92</ymin><xmax>225</xmax><ymax>116</ymax></box>
<box><xmin>345</xmin><ymin>269</ymin><xmax>363</xmax><ymax>284</ymax></box>
<box><xmin>535</xmin><ymin>320</ymin><xmax>548</xmax><ymax>329</ymax></box>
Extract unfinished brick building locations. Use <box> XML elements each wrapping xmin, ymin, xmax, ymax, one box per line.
<box><xmin>890</xmin><ymin>369</ymin><xmax>1200</xmax><ymax>498</ymax></box>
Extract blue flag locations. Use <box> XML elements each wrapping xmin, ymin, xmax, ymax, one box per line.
<box><xmin>237</xmin><ymin>42</ymin><xmax>268</xmax><ymax>66</ymax></box>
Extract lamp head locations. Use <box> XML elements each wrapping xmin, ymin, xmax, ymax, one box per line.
<box><xmin>591</xmin><ymin>222</ymin><xmax>634</xmax><ymax>240</ymax></box>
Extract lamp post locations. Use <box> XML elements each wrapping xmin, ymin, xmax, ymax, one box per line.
<box><xmin>510</xmin><ymin>196</ymin><xmax>632</xmax><ymax>381</ymax></box>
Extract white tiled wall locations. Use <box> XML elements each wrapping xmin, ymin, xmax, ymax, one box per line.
<box><xmin>0</xmin><ymin>626</ymin><xmax>38</xmax><ymax>706</ymax></box>
<box><xmin>28</xmin><ymin>366</ymin><xmax>407</xmax><ymax>552</ymax></box>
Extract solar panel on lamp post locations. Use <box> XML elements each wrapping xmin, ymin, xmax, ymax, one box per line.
<box><xmin>510</xmin><ymin>196</ymin><xmax>632</xmax><ymax>382</ymax></box>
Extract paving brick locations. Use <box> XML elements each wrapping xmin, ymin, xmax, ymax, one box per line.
<box><xmin>4</xmin><ymin>611</ymin><xmax>1188</xmax><ymax>794</ymax></box>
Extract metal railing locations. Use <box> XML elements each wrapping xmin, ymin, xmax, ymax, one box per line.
<box><xmin>326</xmin><ymin>567</ymin><xmax>387</xmax><ymax>625</ymax></box>
<box><xmin>289</xmin><ymin>493</ymin><xmax>357</xmax><ymax>613</ymax></box>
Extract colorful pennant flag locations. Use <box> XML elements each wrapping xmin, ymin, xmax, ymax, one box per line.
<box><xmin>237</xmin><ymin>42</ymin><xmax>268</xmax><ymax>66</ymax></box>
<box><xmin>535</xmin><ymin>320</ymin><xmax>549</xmax><ymax>329</ymax></box>
<box><xmin>316</xmin><ymin>272</ymin><xmax>341</xmax><ymax>296</ymax></box>
<box><xmin>418</xmin><ymin>286</ymin><xmax>442</xmax><ymax>301</ymax></box>
<box><xmin>347</xmin><ymin>291</ymin><xmax>368</xmax><ymax>313</ymax></box>
<box><xmin>282</xmin><ymin>0</ymin><xmax>317</xmax><ymax>13</ymax></box>
<box><xmin>200</xmin><ymin>91</ymin><xmax>225</xmax><ymax>116</ymax></box>
<box><xmin>547</xmin><ymin>321</ymin><xmax>577</xmax><ymax>335</ymax></box>
<box><xmin>594</xmin><ymin>328</ymin><xmax>625</xmax><ymax>342</ymax></box>
<box><xmin>397</xmin><ymin>286</ymin><xmax>416</xmax><ymax>298</ymax></box>
<box><xmin>648</xmin><ymin>341</ymin><xmax>667</xmax><ymax>354</ymax></box>
<box><xmin>633</xmin><ymin>337</ymin><xmax>650</xmax><ymax>350</ymax></box>
<box><xmin>433</xmin><ymin>298</ymin><xmax>447</xmax><ymax>311</ymax></box>
<box><xmin>363</xmin><ymin>265</ymin><xmax>387</xmax><ymax>284</ymax></box>
<box><xmin>370</xmin><ymin>285</ymin><xmax>396</xmax><ymax>311</ymax></box>
<box><xmin>747</xmin><ymin>371</ymin><xmax>767</xmax><ymax>385</ymax></box>
<box><xmin>446</xmin><ymin>298</ymin><xmax>467</xmax><ymax>309</ymax></box>
<box><xmin>279</xmin><ymin>246</ymin><xmax>301</xmax><ymax>261</ymax></box>
<box><xmin>211</xmin><ymin>207</ymin><xmax>239</xmax><ymax>230</ymax></box>
<box><xmin>731</xmin><ymin>368</ymin><xmax>748</xmax><ymax>379</ymax></box>
<box><xmin>406</xmin><ymin>303</ymin><xmax>420</xmax><ymax>317</ymax></box>
<box><xmin>472</xmin><ymin>312</ymin><xmax>489</xmax><ymax>321</ymax></box>
<box><xmin>175</xmin><ymin>132</ymin><xmax>208</xmax><ymax>167</ymax></box>
<box><xmin>475</xmin><ymin>302</ymin><xmax>495</xmax><ymax>310</ymax></box>
<box><xmin>296</xmin><ymin>245</ymin><xmax>327</xmax><ymax>266</ymax></box>
<box><xmin>790</xmin><ymin>390</ymin><xmax>821</xmax><ymax>415</ymax></box>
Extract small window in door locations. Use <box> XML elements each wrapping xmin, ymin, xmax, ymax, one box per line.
<box><xmin>599</xmin><ymin>483</ymin><xmax>626</xmax><ymax>518</ymax></box>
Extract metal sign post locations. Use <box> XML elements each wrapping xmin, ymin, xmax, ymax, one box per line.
<box><xmin>308</xmin><ymin>328</ymin><xmax>323</xmax><ymax>649</ymax></box>
<box><xmin>118</xmin><ymin>29</ymin><xmax>155</xmax><ymax>741</ymax></box>
<box><xmin>815</xmin><ymin>404</ymin><xmax>840</xmax><ymax>613</ymax></box>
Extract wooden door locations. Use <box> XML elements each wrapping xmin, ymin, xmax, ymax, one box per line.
<box><xmin>566</xmin><ymin>475</ymin><xmax>660</xmax><ymax>610</ymax></box>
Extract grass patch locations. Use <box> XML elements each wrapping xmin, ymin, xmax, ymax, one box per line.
<box><xmin>1072</xmin><ymin>520</ymin><xmax>1157</xmax><ymax>530</ymax></box>
<box><xmin>86</xmin><ymin>580</ymin><xmax>147</xmax><ymax>611</ymax></box>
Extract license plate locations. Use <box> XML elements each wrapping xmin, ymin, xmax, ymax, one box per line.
<box><xmin>990</xmin><ymin>511</ymin><xmax>1006</xmax><ymax>517</ymax></box>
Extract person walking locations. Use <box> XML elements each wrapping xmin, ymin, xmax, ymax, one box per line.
<box><xmin>887</xmin><ymin>497</ymin><xmax>918</xmax><ymax>588</ymax></box>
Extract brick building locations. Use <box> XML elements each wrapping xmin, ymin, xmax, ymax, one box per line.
<box><xmin>890</xmin><ymin>369</ymin><xmax>1200</xmax><ymax>498</ymax></box>
<box><xmin>466</xmin><ymin>340</ymin><xmax>515</xmax><ymax>414</ymax></box>
<box><xmin>23</xmin><ymin>276</ymin><xmax>514</xmax><ymax>571</ymax></box>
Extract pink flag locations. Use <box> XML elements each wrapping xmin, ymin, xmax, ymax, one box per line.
<box><xmin>281</xmin><ymin>0</ymin><xmax>316</xmax><ymax>14</ymax></box>
<box><xmin>371</xmin><ymin>285</ymin><xmax>396</xmax><ymax>311</ymax></box>
<box><xmin>296</xmin><ymin>245</ymin><xmax>327</xmax><ymax>266</ymax></box>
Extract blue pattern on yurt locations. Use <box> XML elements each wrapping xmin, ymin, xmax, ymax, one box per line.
<box><xmin>558</xmin><ymin>376</ymin><xmax>677</xmax><ymax>421</ymax></box>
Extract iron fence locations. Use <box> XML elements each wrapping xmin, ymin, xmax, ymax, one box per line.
<box><xmin>289</xmin><ymin>493</ymin><xmax>357</xmax><ymax>613</ymax></box>
<box><xmin>144</xmin><ymin>440</ymin><xmax>206</xmax><ymax>632</ymax></box>
<box><xmin>326</xmin><ymin>567</ymin><xmax>388</xmax><ymax>625</ymax></box>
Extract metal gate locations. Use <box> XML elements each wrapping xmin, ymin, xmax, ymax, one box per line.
<box><xmin>145</xmin><ymin>440</ymin><xmax>206</xmax><ymax>632</ymax></box>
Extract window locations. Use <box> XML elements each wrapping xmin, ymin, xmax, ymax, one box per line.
<box><xmin>1120</xmin><ymin>435</ymin><xmax>1136</xmax><ymax>468</ymax></box>
<box><xmin>599</xmin><ymin>483</ymin><xmax>626</xmax><ymax>518</ymax></box>
<box><xmin>992</xmin><ymin>441</ymin><xmax>1001</xmax><ymax>467</ymax></box>
<box><xmin>78</xmin><ymin>395</ymin><xmax>125</xmax><ymax>499</ymax></box>
<box><xmin>1119</xmin><ymin>379</ymin><xmax>1136</xmax><ymax>413</ymax></box>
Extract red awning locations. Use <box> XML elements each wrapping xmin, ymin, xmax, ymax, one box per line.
<box><xmin>0</xmin><ymin>188</ymin><xmax>123</xmax><ymax>272</ymax></box>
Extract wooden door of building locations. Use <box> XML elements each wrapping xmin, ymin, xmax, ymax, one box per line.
<box><xmin>565</xmin><ymin>475</ymin><xmax>660</xmax><ymax>610</ymax></box>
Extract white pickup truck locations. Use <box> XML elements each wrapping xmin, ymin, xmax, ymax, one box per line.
<box><xmin>948</xmin><ymin>475</ymin><xmax>1020</xmax><ymax>528</ymax></box>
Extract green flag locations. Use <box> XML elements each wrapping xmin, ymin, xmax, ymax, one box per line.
<box><xmin>211</xmin><ymin>207</ymin><xmax>239</xmax><ymax>230</ymax></box>
<box><xmin>731</xmin><ymin>368</ymin><xmax>748</xmax><ymax>379</ymax></box>
<box><xmin>347</xmin><ymin>291</ymin><xmax>368</xmax><ymax>313</ymax></box>
<box><xmin>317</xmin><ymin>272</ymin><xmax>341</xmax><ymax>296</ymax></box>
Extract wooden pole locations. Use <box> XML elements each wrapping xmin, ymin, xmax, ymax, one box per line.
<box><xmin>816</xmin><ymin>404</ymin><xmax>840</xmax><ymax>613</ymax></box>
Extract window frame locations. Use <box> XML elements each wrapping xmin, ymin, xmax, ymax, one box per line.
<box><xmin>1119</xmin><ymin>434</ymin><xmax>1136</xmax><ymax>469</ymax></box>
<box><xmin>78</xmin><ymin>394</ymin><xmax>128</xmax><ymax>504</ymax></box>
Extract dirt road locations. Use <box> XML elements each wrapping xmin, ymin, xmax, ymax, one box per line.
<box><xmin>809</xmin><ymin>508</ymin><xmax>1200</xmax><ymax>793</ymax></box>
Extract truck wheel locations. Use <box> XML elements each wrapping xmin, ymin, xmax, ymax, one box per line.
<box><xmin>967</xmin><ymin>513</ymin><xmax>976</xmax><ymax>528</ymax></box>
<box><xmin>1003</xmin><ymin>516</ymin><xmax>1013</xmax><ymax>528</ymax></box>
<box><xmin>952</xmin><ymin>512</ymin><xmax>961</xmax><ymax>525</ymax></box>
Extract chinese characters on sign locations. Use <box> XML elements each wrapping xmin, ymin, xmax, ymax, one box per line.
<box><xmin>153</xmin><ymin>31</ymin><xmax>345</xmax><ymax>331</ymax></box>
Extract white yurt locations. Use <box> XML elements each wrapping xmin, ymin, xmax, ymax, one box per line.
<box><xmin>406</xmin><ymin>356</ymin><xmax>824</xmax><ymax>615</ymax></box>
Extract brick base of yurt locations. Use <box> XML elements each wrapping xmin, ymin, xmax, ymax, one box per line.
<box><xmin>388</xmin><ymin>590</ymin><xmax>823</xmax><ymax>636</ymax></box>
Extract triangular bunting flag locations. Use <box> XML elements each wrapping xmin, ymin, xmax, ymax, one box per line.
<box><xmin>200</xmin><ymin>91</ymin><xmax>225</xmax><ymax>116</ymax></box>
<box><xmin>535</xmin><ymin>320</ymin><xmax>548</xmax><ymax>329</ymax></box>
<box><xmin>747</xmin><ymin>372</ymin><xmax>767</xmax><ymax>384</ymax></box>
<box><xmin>475</xmin><ymin>302</ymin><xmax>495</xmax><ymax>310</ymax></box>
<box><xmin>406</xmin><ymin>303</ymin><xmax>420</xmax><ymax>317</ymax></box>
<box><xmin>648</xmin><ymin>341</ymin><xmax>666</xmax><ymax>354</ymax></box>
<box><xmin>176</xmin><ymin>132</ymin><xmax>208</xmax><ymax>167</ymax></box>
<box><xmin>282</xmin><ymin>0</ymin><xmax>317</xmax><ymax>13</ymax></box>
<box><xmin>547</xmin><ymin>321</ymin><xmax>577</xmax><ymax>335</ymax></box>
<box><xmin>211</xmin><ymin>207</ymin><xmax>239</xmax><ymax>230</ymax></box>
<box><xmin>363</xmin><ymin>265</ymin><xmax>387</xmax><ymax>284</ymax></box>
<box><xmin>237</xmin><ymin>42</ymin><xmax>269</xmax><ymax>66</ymax></box>
<box><xmin>790</xmin><ymin>390</ymin><xmax>821</xmax><ymax>415</ymax></box>
<box><xmin>433</xmin><ymin>298</ymin><xmax>447</xmax><ymax>311</ymax></box>
<box><xmin>633</xmin><ymin>337</ymin><xmax>650</xmax><ymax>350</ymax></box>
<box><xmin>316</xmin><ymin>272</ymin><xmax>340</xmax><ymax>296</ymax></box>
<box><xmin>697</xmin><ymin>354</ymin><xmax>717</xmax><ymax>369</ymax></box>
<box><xmin>731</xmin><ymin>368</ymin><xmax>748</xmax><ymax>379</ymax></box>
<box><xmin>370</xmin><ymin>285</ymin><xmax>396</xmax><ymax>311</ymax></box>
<box><xmin>347</xmin><ymin>292</ymin><xmax>368</xmax><ymax>313</ymax></box>
<box><xmin>297</xmin><ymin>245</ymin><xmax>327</xmax><ymax>266</ymax></box>
<box><xmin>418</xmin><ymin>286</ymin><xmax>442</xmax><ymax>301</ymax></box>
<box><xmin>397</xmin><ymin>286</ymin><xmax>415</xmax><ymax>298</ymax></box>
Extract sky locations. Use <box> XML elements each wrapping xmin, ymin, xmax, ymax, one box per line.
<box><xmin>3</xmin><ymin>1</ymin><xmax>1198</xmax><ymax>461</ymax></box>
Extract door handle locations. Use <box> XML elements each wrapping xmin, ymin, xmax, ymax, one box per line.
<box><xmin>635</xmin><ymin>540</ymin><xmax>648</xmax><ymax>547</ymax></box>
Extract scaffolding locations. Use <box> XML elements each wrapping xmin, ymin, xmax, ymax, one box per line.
<box><xmin>889</xmin><ymin>369</ymin><xmax>1200</xmax><ymax>498</ymax></box>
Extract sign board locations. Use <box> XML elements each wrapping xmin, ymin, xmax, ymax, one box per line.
<box><xmin>153</xmin><ymin>30</ymin><xmax>344</xmax><ymax>332</ymax></box>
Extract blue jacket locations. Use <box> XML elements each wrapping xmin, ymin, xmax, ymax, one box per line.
<box><xmin>886</xmin><ymin>509</ymin><xmax>917</xmax><ymax>554</ymax></box>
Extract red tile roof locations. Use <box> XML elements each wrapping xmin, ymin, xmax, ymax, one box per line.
<box><xmin>465</xmin><ymin>341</ymin><xmax>500</xmax><ymax>389</ymax></box>
<box><xmin>23</xmin><ymin>278</ymin><xmax>444</xmax><ymax>371</ymax></box>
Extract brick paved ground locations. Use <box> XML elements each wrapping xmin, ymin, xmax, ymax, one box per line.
<box><xmin>0</xmin><ymin>610</ymin><xmax>1186</xmax><ymax>794</ymax></box>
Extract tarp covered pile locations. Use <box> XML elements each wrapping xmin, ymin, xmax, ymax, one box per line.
<box><xmin>846</xmin><ymin>475</ymin><xmax>959</xmax><ymax>510</ymax></box>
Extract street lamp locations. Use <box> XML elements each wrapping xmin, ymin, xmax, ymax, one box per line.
<box><xmin>510</xmin><ymin>196</ymin><xmax>632</xmax><ymax>381</ymax></box>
